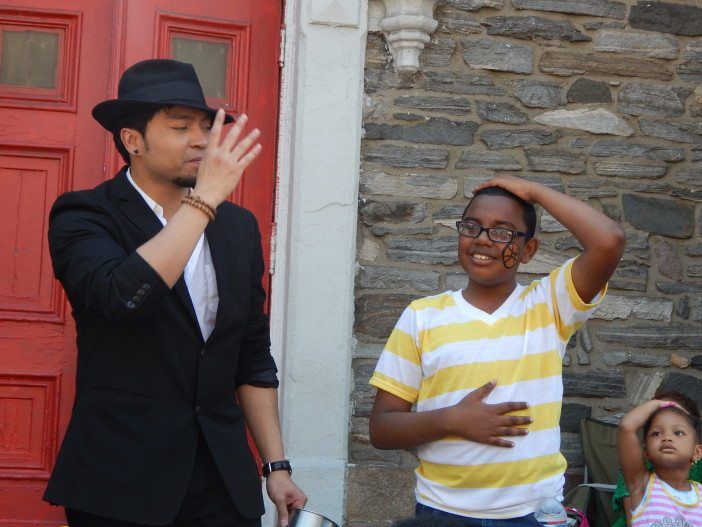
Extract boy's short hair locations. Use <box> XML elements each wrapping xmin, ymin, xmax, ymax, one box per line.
<box><xmin>110</xmin><ymin>105</ymin><xmax>169</xmax><ymax>163</ymax></box>
<box><xmin>463</xmin><ymin>186</ymin><xmax>537</xmax><ymax>237</ymax></box>
<box><xmin>643</xmin><ymin>389</ymin><xmax>701</xmax><ymax>440</ymax></box>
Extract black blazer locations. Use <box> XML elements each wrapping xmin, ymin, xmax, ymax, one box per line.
<box><xmin>43</xmin><ymin>168</ymin><xmax>278</xmax><ymax>524</ymax></box>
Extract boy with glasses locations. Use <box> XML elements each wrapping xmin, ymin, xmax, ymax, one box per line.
<box><xmin>368</xmin><ymin>176</ymin><xmax>626</xmax><ymax>526</ymax></box>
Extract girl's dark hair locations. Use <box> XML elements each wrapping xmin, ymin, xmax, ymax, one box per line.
<box><xmin>643</xmin><ymin>389</ymin><xmax>701</xmax><ymax>440</ymax></box>
<box><xmin>110</xmin><ymin>105</ymin><xmax>167</xmax><ymax>163</ymax></box>
<box><xmin>462</xmin><ymin>186</ymin><xmax>537</xmax><ymax>237</ymax></box>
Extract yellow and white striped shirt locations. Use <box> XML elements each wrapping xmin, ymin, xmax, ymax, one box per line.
<box><xmin>369</xmin><ymin>258</ymin><xmax>606</xmax><ymax>519</ymax></box>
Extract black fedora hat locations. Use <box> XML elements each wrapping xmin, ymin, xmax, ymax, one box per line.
<box><xmin>92</xmin><ymin>59</ymin><xmax>234</xmax><ymax>131</ymax></box>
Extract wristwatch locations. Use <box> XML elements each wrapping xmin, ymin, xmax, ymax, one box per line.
<box><xmin>262</xmin><ymin>460</ymin><xmax>292</xmax><ymax>477</ymax></box>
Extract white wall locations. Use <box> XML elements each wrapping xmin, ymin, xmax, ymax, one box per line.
<box><xmin>266</xmin><ymin>0</ymin><xmax>368</xmax><ymax>524</ymax></box>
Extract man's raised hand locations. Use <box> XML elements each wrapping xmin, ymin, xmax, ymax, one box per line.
<box><xmin>194</xmin><ymin>109</ymin><xmax>262</xmax><ymax>207</ymax></box>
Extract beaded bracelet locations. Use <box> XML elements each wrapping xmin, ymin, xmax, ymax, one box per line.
<box><xmin>188</xmin><ymin>194</ymin><xmax>217</xmax><ymax>218</ymax></box>
<box><xmin>181</xmin><ymin>196</ymin><xmax>215</xmax><ymax>221</ymax></box>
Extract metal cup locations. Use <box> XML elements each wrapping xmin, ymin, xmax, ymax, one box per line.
<box><xmin>288</xmin><ymin>509</ymin><xmax>339</xmax><ymax>527</ymax></box>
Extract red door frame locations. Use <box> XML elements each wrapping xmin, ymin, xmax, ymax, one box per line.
<box><xmin>0</xmin><ymin>1</ymin><xmax>283</xmax><ymax>524</ymax></box>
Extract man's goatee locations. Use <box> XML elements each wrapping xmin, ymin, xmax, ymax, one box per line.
<box><xmin>173</xmin><ymin>176</ymin><xmax>197</xmax><ymax>188</ymax></box>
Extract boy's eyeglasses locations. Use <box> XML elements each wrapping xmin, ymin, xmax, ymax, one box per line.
<box><xmin>455</xmin><ymin>221</ymin><xmax>532</xmax><ymax>243</ymax></box>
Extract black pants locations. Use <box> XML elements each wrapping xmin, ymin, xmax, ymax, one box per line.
<box><xmin>66</xmin><ymin>434</ymin><xmax>261</xmax><ymax>527</ymax></box>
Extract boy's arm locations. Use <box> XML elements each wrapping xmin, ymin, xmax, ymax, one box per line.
<box><xmin>618</xmin><ymin>400</ymin><xmax>662</xmax><ymax>500</ymax></box>
<box><xmin>474</xmin><ymin>177</ymin><xmax>626</xmax><ymax>303</ymax></box>
<box><xmin>369</xmin><ymin>381</ymin><xmax>531</xmax><ymax>450</ymax></box>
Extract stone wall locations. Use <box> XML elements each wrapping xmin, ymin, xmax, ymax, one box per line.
<box><xmin>348</xmin><ymin>1</ymin><xmax>702</xmax><ymax>525</ymax></box>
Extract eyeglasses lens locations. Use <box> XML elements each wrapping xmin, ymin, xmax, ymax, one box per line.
<box><xmin>462</xmin><ymin>224</ymin><xmax>481</xmax><ymax>237</ymax></box>
<box><xmin>490</xmin><ymin>229</ymin><xmax>512</xmax><ymax>243</ymax></box>
<box><xmin>458</xmin><ymin>222</ymin><xmax>513</xmax><ymax>242</ymax></box>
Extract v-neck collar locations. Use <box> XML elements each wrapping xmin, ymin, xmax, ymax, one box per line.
<box><xmin>452</xmin><ymin>284</ymin><xmax>524</xmax><ymax>321</ymax></box>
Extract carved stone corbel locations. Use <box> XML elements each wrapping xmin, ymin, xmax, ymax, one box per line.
<box><xmin>368</xmin><ymin>0</ymin><xmax>443</xmax><ymax>75</ymax></box>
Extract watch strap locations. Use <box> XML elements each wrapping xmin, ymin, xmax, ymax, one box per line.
<box><xmin>262</xmin><ymin>459</ymin><xmax>292</xmax><ymax>477</ymax></box>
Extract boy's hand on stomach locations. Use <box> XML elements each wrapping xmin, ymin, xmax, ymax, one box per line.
<box><xmin>444</xmin><ymin>380</ymin><xmax>531</xmax><ymax>447</ymax></box>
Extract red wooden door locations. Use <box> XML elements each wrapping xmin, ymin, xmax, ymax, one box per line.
<box><xmin>0</xmin><ymin>1</ymin><xmax>281</xmax><ymax>525</ymax></box>
<box><xmin>112</xmin><ymin>0</ymin><xmax>281</xmax><ymax>283</ymax></box>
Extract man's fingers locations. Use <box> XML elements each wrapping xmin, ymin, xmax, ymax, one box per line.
<box><xmin>230</xmin><ymin>128</ymin><xmax>261</xmax><ymax>160</ymax></box>
<box><xmin>291</xmin><ymin>492</ymin><xmax>308</xmax><ymax>509</ymax></box>
<box><xmin>208</xmin><ymin>109</ymin><xmax>226</xmax><ymax>149</ymax></box>
<box><xmin>287</xmin><ymin>490</ymin><xmax>307</xmax><ymax>512</ymax></box>
<box><xmin>237</xmin><ymin>144</ymin><xmax>263</xmax><ymax>172</ymax></box>
<box><xmin>275</xmin><ymin>499</ymin><xmax>290</xmax><ymax>527</ymax></box>
<box><xmin>220</xmin><ymin>113</ymin><xmax>248</xmax><ymax>152</ymax></box>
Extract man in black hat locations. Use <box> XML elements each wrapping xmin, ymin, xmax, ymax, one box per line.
<box><xmin>44</xmin><ymin>59</ymin><xmax>306</xmax><ymax>527</ymax></box>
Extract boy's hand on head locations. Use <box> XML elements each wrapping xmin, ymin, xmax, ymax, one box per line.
<box><xmin>476</xmin><ymin>172</ymin><xmax>625</xmax><ymax>303</ymax></box>
<box><xmin>445</xmin><ymin>380</ymin><xmax>531</xmax><ymax>448</ymax></box>
<box><xmin>473</xmin><ymin>176</ymin><xmax>538</xmax><ymax>203</ymax></box>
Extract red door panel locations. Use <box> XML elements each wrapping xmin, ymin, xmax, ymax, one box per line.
<box><xmin>0</xmin><ymin>2</ymin><xmax>113</xmax><ymax>524</ymax></box>
<box><xmin>0</xmin><ymin>1</ymin><xmax>281</xmax><ymax>525</ymax></box>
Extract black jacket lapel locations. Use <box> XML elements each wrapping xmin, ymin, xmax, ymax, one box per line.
<box><xmin>113</xmin><ymin>169</ymin><xmax>163</xmax><ymax>242</ymax></box>
<box><xmin>172</xmin><ymin>278</ymin><xmax>199</xmax><ymax>337</ymax></box>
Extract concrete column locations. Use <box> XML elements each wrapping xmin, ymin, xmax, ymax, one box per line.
<box><xmin>267</xmin><ymin>0</ymin><xmax>367</xmax><ymax>525</ymax></box>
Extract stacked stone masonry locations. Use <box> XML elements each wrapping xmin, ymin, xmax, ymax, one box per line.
<box><xmin>350</xmin><ymin>1</ymin><xmax>702</xmax><ymax>525</ymax></box>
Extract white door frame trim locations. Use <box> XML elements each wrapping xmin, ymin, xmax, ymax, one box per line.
<box><xmin>265</xmin><ymin>1</ymin><xmax>368</xmax><ymax>524</ymax></box>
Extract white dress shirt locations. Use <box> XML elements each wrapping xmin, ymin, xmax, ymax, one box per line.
<box><xmin>126</xmin><ymin>169</ymin><xmax>218</xmax><ymax>340</ymax></box>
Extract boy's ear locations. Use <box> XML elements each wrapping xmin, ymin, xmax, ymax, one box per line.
<box><xmin>519</xmin><ymin>236</ymin><xmax>539</xmax><ymax>264</ymax></box>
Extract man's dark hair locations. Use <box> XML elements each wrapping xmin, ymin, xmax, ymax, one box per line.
<box><xmin>643</xmin><ymin>389</ymin><xmax>701</xmax><ymax>440</ymax></box>
<box><xmin>462</xmin><ymin>186</ymin><xmax>537</xmax><ymax>237</ymax></box>
<box><xmin>110</xmin><ymin>105</ymin><xmax>165</xmax><ymax>163</ymax></box>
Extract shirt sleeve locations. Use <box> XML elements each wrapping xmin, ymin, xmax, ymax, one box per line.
<box><xmin>547</xmin><ymin>256</ymin><xmax>607</xmax><ymax>342</ymax></box>
<box><xmin>369</xmin><ymin>305</ymin><xmax>423</xmax><ymax>403</ymax></box>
